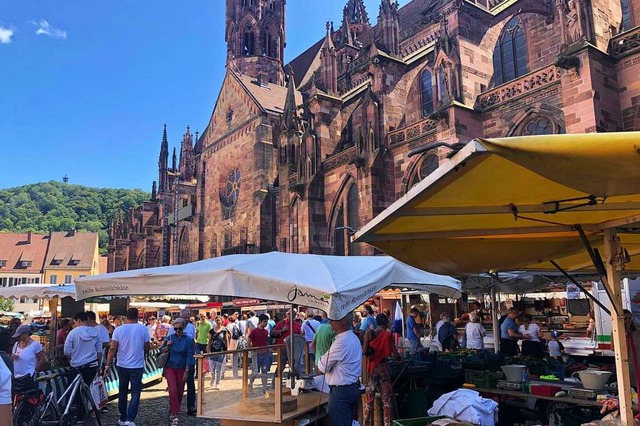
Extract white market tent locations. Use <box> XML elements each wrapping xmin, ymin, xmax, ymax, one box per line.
<box><xmin>0</xmin><ymin>284</ymin><xmax>76</xmax><ymax>300</ymax></box>
<box><xmin>75</xmin><ymin>251</ymin><xmax>461</xmax><ymax>320</ymax></box>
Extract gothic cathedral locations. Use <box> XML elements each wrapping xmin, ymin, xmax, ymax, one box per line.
<box><xmin>109</xmin><ymin>0</ymin><xmax>640</xmax><ymax>272</ymax></box>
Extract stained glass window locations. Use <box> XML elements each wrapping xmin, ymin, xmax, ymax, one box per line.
<box><xmin>493</xmin><ymin>16</ymin><xmax>528</xmax><ymax>85</ymax></box>
<box><xmin>421</xmin><ymin>70</ymin><xmax>434</xmax><ymax>117</ymax></box>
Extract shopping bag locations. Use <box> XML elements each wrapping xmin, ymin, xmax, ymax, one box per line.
<box><xmin>202</xmin><ymin>358</ymin><xmax>211</xmax><ymax>374</ymax></box>
<box><xmin>90</xmin><ymin>376</ymin><xmax>108</xmax><ymax>408</ymax></box>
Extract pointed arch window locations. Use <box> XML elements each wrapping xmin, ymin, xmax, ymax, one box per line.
<box><xmin>346</xmin><ymin>184</ymin><xmax>360</xmax><ymax>255</ymax></box>
<box><xmin>437</xmin><ymin>64</ymin><xmax>448</xmax><ymax>104</ymax></box>
<box><xmin>290</xmin><ymin>199</ymin><xmax>299</xmax><ymax>253</ymax></box>
<box><xmin>493</xmin><ymin>16</ymin><xmax>528</xmax><ymax>85</ymax></box>
<box><xmin>421</xmin><ymin>70</ymin><xmax>434</xmax><ymax>117</ymax></box>
<box><xmin>263</xmin><ymin>32</ymin><xmax>275</xmax><ymax>57</ymax></box>
<box><xmin>243</xmin><ymin>30</ymin><xmax>255</xmax><ymax>55</ymax></box>
<box><xmin>621</xmin><ymin>0</ymin><xmax>633</xmax><ymax>31</ymax></box>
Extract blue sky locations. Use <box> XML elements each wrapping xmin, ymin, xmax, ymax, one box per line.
<box><xmin>0</xmin><ymin>0</ymin><xmax>407</xmax><ymax>191</ymax></box>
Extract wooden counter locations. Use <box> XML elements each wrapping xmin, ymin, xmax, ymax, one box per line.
<box><xmin>200</xmin><ymin>391</ymin><xmax>329</xmax><ymax>426</ymax></box>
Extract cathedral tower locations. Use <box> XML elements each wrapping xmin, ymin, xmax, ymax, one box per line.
<box><xmin>225</xmin><ymin>0</ymin><xmax>286</xmax><ymax>86</ymax></box>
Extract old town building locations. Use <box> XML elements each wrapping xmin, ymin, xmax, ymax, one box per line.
<box><xmin>109</xmin><ymin>0</ymin><xmax>640</xmax><ymax>272</ymax></box>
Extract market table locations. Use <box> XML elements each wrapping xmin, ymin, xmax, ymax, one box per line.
<box><xmin>474</xmin><ymin>387</ymin><xmax>602</xmax><ymax>408</ymax></box>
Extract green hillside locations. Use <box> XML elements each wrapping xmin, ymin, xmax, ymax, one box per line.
<box><xmin>0</xmin><ymin>181</ymin><xmax>150</xmax><ymax>254</ymax></box>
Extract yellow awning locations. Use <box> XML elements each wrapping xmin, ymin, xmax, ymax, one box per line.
<box><xmin>355</xmin><ymin>132</ymin><xmax>640</xmax><ymax>275</ymax></box>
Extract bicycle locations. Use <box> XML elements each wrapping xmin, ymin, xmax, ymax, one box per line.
<box><xmin>12</xmin><ymin>385</ymin><xmax>44</xmax><ymax>426</ymax></box>
<box><xmin>29</xmin><ymin>368</ymin><xmax>102</xmax><ymax>426</ymax></box>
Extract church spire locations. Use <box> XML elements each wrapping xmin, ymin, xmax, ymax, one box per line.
<box><xmin>378</xmin><ymin>0</ymin><xmax>400</xmax><ymax>56</ymax></box>
<box><xmin>344</xmin><ymin>0</ymin><xmax>370</xmax><ymax>25</ymax></box>
<box><xmin>171</xmin><ymin>147</ymin><xmax>177</xmax><ymax>173</ymax></box>
<box><xmin>320</xmin><ymin>22</ymin><xmax>338</xmax><ymax>95</ymax></box>
<box><xmin>282</xmin><ymin>65</ymin><xmax>301</xmax><ymax>133</ymax></box>
<box><xmin>158</xmin><ymin>124</ymin><xmax>169</xmax><ymax>193</ymax></box>
<box><xmin>179</xmin><ymin>126</ymin><xmax>195</xmax><ymax>182</ymax></box>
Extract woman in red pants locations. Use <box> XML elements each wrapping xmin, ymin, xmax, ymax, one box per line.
<box><xmin>363</xmin><ymin>314</ymin><xmax>400</xmax><ymax>426</ymax></box>
<box><xmin>161</xmin><ymin>318</ymin><xmax>195</xmax><ymax>425</ymax></box>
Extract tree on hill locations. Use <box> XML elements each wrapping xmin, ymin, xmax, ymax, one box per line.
<box><xmin>0</xmin><ymin>181</ymin><xmax>150</xmax><ymax>254</ymax></box>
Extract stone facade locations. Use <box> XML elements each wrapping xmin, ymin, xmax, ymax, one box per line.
<box><xmin>109</xmin><ymin>0</ymin><xmax>640</xmax><ymax>272</ymax></box>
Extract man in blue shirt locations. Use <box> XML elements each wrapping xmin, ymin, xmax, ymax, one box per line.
<box><xmin>406</xmin><ymin>307</ymin><xmax>422</xmax><ymax>353</ymax></box>
<box><xmin>499</xmin><ymin>307</ymin><xmax>529</xmax><ymax>357</ymax></box>
<box><xmin>359</xmin><ymin>304</ymin><xmax>377</xmax><ymax>339</ymax></box>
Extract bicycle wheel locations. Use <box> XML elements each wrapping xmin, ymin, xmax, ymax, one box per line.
<box><xmin>13</xmin><ymin>399</ymin><xmax>35</xmax><ymax>426</ymax></box>
<box><xmin>28</xmin><ymin>397</ymin><xmax>58</xmax><ymax>426</ymax></box>
<box><xmin>80</xmin><ymin>386</ymin><xmax>102</xmax><ymax>426</ymax></box>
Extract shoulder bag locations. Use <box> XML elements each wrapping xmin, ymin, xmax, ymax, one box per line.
<box><xmin>156</xmin><ymin>335</ymin><xmax>172</xmax><ymax>368</ymax></box>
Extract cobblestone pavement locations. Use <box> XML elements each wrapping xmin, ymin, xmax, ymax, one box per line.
<box><xmin>99</xmin><ymin>379</ymin><xmax>221</xmax><ymax>426</ymax></box>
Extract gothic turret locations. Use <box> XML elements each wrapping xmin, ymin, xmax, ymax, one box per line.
<box><xmin>320</xmin><ymin>22</ymin><xmax>338</xmax><ymax>95</ymax></box>
<box><xmin>378</xmin><ymin>0</ymin><xmax>400</xmax><ymax>56</ymax></box>
<box><xmin>179</xmin><ymin>126</ymin><xmax>195</xmax><ymax>182</ymax></box>
<box><xmin>225</xmin><ymin>0</ymin><xmax>286</xmax><ymax>85</ymax></box>
<box><xmin>171</xmin><ymin>147</ymin><xmax>177</xmax><ymax>173</ymax></box>
<box><xmin>341</xmin><ymin>0</ymin><xmax>370</xmax><ymax>46</ymax></box>
<box><xmin>158</xmin><ymin>124</ymin><xmax>169</xmax><ymax>193</ymax></box>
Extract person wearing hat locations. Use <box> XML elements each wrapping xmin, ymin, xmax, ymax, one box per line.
<box><xmin>12</xmin><ymin>324</ymin><xmax>44</xmax><ymax>380</ymax></box>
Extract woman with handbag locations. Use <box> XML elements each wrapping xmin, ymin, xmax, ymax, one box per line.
<box><xmin>160</xmin><ymin>318</ymin><xmax>195</xmax><ymax>426</ymax></box>
<box><xmin>363</xmin><ymin>314</ymin><xmax>400</xmax><ymax>426</ymax></box>
<box><xmin>11</xmin><ymin>325</ymin><xmax>44</xmax><ymax>393</ymax></box>
<box><xmin>207</xmin><ymin>316</ymin><xmax>229</xmax><ymax>390</ymax></box>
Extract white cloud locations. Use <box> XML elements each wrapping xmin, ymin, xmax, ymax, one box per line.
<box><xmin>31</xmin><ymin>19</ymin><xmax>67</xmax><ymax>39</ymax></box>
<box><xmin>0</xmin><ymin>26</ymin><xmax>15</xmax><ymax>44</ymax></box>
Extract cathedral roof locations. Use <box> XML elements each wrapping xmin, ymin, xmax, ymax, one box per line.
<box><xmin>288</xmin><ymin>38</ymin><xmax>325</xmax><ymax>88</ymax></box>
<box><xmin>285</xmin><ymin>0</ymin><xmax>439</xmax><ymax>87</ymax></box>
<box><xmin>234</xmin><ymin>72</ymin><xmax>303</xmax><ymax>115</ymax></box>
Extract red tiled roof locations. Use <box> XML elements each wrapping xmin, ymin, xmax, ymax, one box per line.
<box><xmin>44</xmin><ymin>231</ymin><xmax>98</xmax><ymax>271</ymax></box>
<box><xmin>0</xmin><ymin>232</ymin><xmax>49</xmax><ymax>274</ymax></box>
<box><xmin>234</xmin><ymin>72</ymin><xmax>303</xmax><ymax>114</ymax></box>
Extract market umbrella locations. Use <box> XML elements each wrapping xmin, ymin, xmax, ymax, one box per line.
<box><xmin>75</xmin><ymin>251</ymin><xmax>461</xmax><ymax>320</ymax></box>
<box><xmin>355</xmin><ymin>132</ymin><xmax>640</xmax><ymax>422</ymax></box>
<box><xmin>0</xmin><ymin>284</ymin><xmax>76</xmax><ymax>300</ymax></box>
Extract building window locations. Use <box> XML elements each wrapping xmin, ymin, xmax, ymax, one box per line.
<box><xmin>437</xmin><ymin>64</ymin><xmax>448</xmax><ymax>104</ymax></box>
<box><xmin>290</xmin><ymin>199</ymin><xmax>299</xmax><ymax>254</ymax></box>
<box><xmin>421</xmin><ymin>70</ymin><xmax>434</xmax><ymax>117</ymax></box>
<box><xmin>263</xmin><ymin>32</ymin><xmax>275</xmax><ymax>57</ymax></box>
<box><xmin>64</xmin><ymin>275</ymin><xmax>72</xmax><ymax>284</ymax></box>
<box><xmin>493</xmin><ymin>16</ymin><xmax>528</xmax><ymax>85</ymax></box>
<box><xmin>346</xmin><ymin>185</ymin><xmax>359</xmax><ymax>256</ymax></box>
<box><xmin>20</xmin><ymin>261</ymin><xmax>32</xmax><ymax>268</ymax></box>
<box><xmin>0</xmin><ymin>260</ymin><xmax>6</xmax><ymax>267</ymax></box>
<box><xmin>522</xmin><ymin>117</ymin><xmax>553</xmax><ymax>135</ymax></box>
<box><xmin>621</xmin><ymin>0</ymin><xmax>633</xmax><ymax>31</ymax></box>
<box><xmin>334</xmin><ymin>205</ymin><xmax>345</xmax><ymax>256</ymax></box>
<box><xmin>243</xmin><ymin>31</ymin><xmax>255</xmax><ymax>55</ymax></box>
<box><xmin>50</xmin><ymin>275</ymin><xmax>57</xmax><ymax>284</ymax></box>
<box><xmin>0</xmin><ymin>277</ymin><xmax>6</xmax><ymax>287</ymax></box>
<box><xmin>34</xmin><ymin>277</ymin><xmax>40</xmax><ymax>283</ymax></box>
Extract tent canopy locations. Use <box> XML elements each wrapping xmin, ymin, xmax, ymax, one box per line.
<box><xmin>355</xmin><ymin>133</ymin><xmax>640</xmax><ymax>275</ymax></box>
<box><xmin>0</xmin><ymin>284</ymin><xmax>76</xmax><ymax>300</ymax></box>
<box><xmin>75</xmin><ymin>252</ymin><xmax>461</xmax><ymax>320</ymax></box>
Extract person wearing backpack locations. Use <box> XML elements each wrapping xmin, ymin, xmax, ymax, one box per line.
<box><xmin>207</xmin><ymin>316</ymin><xmax>229</xmax><ymax>389</ymax></box>
<box><xmin>301</xmin><ymin>311</ymin><xmax>321</xmax><ymax>367</ymax></box>
<box><xmin>226</xmin><ymin>314</ymin><xmax>242</xmax><ymax>379</ymax></box>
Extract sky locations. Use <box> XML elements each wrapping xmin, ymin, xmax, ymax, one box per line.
<box><xmin>0</xmin><ymin>0</ymin><xmax>408</xmax><ymax>191</ymax></box>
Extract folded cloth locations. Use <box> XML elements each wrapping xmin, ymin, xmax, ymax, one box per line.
<box><xmin>428</xmin><ymin>389</ymin><xmax>498</xmax><ymax>426</ymax></box>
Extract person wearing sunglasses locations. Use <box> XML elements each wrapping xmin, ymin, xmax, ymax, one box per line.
<box><xmin>161</xmin><ymin>318</ymin><xmax>195</xmax><ymax>425</ymax></box>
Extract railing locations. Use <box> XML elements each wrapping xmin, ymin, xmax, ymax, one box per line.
<box><xmin>386</xmin><ymin>116</ymin><xmax>440</xmax><ymax>146</ymax></box>
<box><xmin>610</xmin><ymin>26</ymin><xmax>640</xmax><ymax>59</ymax></box>
<box><xmin>476</xmin><ymin>64</ymin><xmax>560</xmax><ymax>111</ymax></box>
<box><xmin>221</xmin><ymin>243</ymin><xmax>256</xmax><ymax>256</ymax></box>
<box><xmin>195</xmin><ymin>344</ymin><xmax>324</xmax><ymax>421</ymax></box>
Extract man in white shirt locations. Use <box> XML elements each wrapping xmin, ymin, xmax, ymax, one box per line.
<box><xmin>64</xmin><ymin>311</ymin><xmax>102</xmax><ymax>421</ymax></box>
<box><xmin>167</xmin><ymin>309</ymin><xmax>197</xmax><ymax>416</ymax></box>
<box><xmin>87</xmin><ymin>311</ymin><xmax>110</xmax><ymax>353</ymax></box>
<box><xmin>318</xmin><ymin>312</ymin><xmax>362</xmax><ymax>426</ymax></box>
<box><xmin>105</xmin><ymin>308</ymin><xmax>150</xmax><ymax>426</ymax></box>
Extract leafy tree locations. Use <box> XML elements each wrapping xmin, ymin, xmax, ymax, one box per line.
<box><xmin>0</xmin><ymin>181</ymin><xmax>150</xmax><ymax>254</ymax></box>
<box><xmin>0</xmin><ymin>298</ymin><xmax>14</xmax><ymax>312</ymax></box>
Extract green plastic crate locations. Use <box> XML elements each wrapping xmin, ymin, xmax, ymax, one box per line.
<box><xmin>393</xmin><ymin>416</ymin><xmax>447</xmax><ymax>426</ymax></box>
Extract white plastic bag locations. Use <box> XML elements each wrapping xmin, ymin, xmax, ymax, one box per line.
<box><xmin>90</xmin><ymin>376</ymin><xmax>108</xmax><ymax>408</ymax></box>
